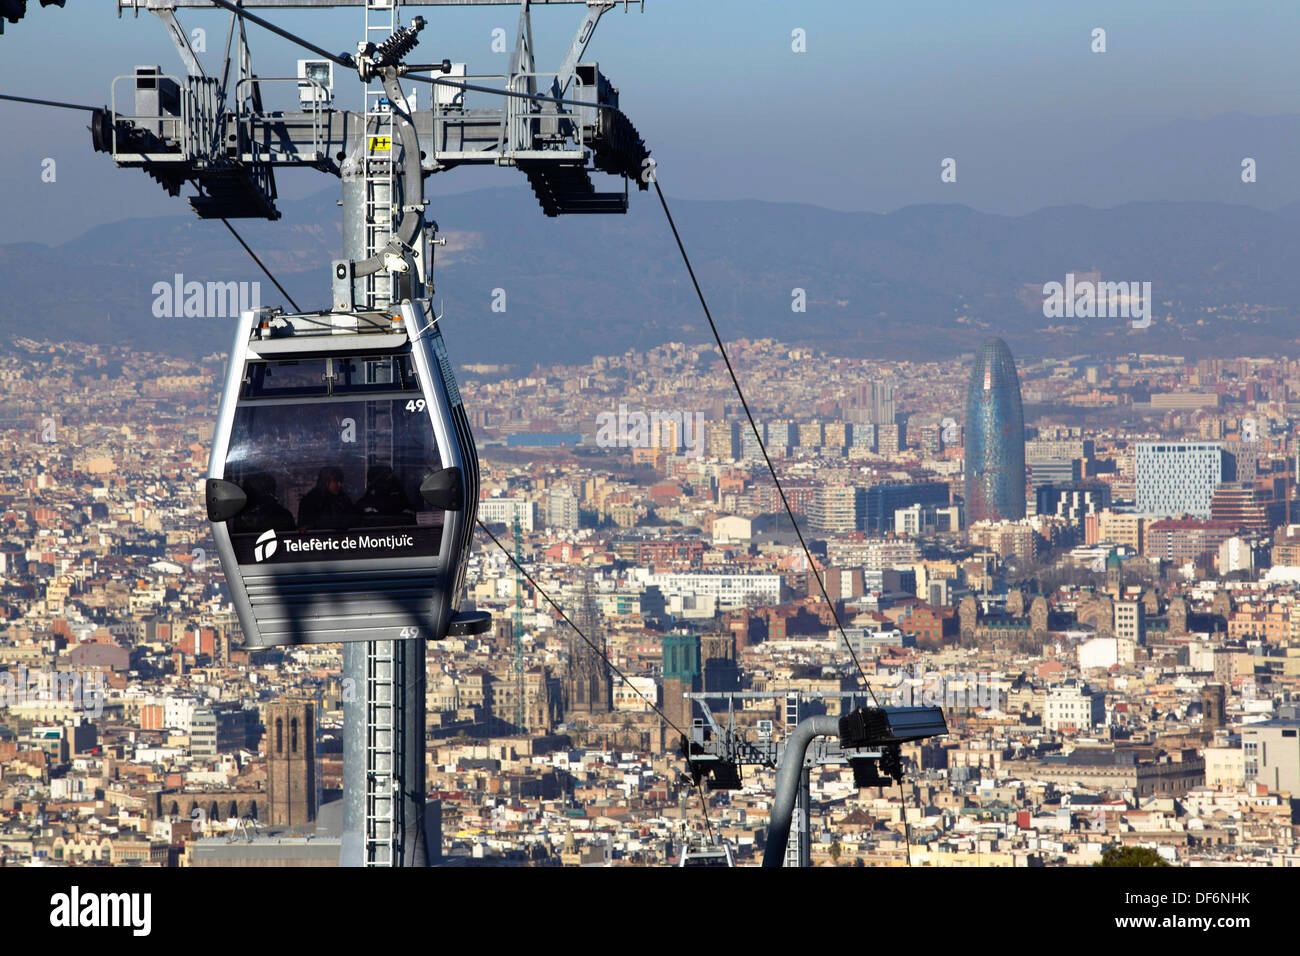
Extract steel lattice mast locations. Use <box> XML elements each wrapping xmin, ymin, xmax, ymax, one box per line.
<box><xmin>100</xmin><ymin>0</ymin><xmax>650</xmax><ymax>866</ymax></box>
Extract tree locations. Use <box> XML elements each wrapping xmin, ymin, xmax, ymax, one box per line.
<box><xmin>1096</xmin><ymin>846</ymin><xmax>1169</xmax><ymax>867</ymax></box>
<box><xmin>829</xmin><ymin>841</ymin><xmax>842</xmax><ymax>864</ymax></box>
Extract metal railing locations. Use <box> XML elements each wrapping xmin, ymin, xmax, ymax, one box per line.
<box><xmin>423</xmin><ymin>71</ymin><xmax>589</xmax><ymax>158</ymax></box>
<box><xmin>234</xmin><ymin>76</ymin><xmax>330</xmax><ymax>162</ymax></box>
<box><xmin>184</xmin><ymin>76</ymin><xmax>221</xmax><ymax>162</ymax></box>
<box><xmin>423</xmin><ymin>72</ymin><xmax>507</xmax><ymax>157</ymax></box>
<box><xmin>110</xmin><ymin>72</ymin><xmax>187</xmax><ymax>160</ymax></box>
<box><xmin>244</xmin><ymin>137</ymin><xmax>277</xmax><ymax>206</ymax></box>
<box><xmin>365</xmin><ymin>639</ymin><xmax>398</xmax><ymax>865</ymax></box>
<box><xmin>110</xmin><ymin>72</ymin><xmax>302</xmax><ymax>172</ymax></box>
<box><xmin>506</xmin><ymin>71</ymin><xmax>584</xmax><ymax>153</ymax></box>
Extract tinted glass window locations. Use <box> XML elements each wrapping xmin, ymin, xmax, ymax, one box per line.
<box><xmin>240</xmin><ymin>355</ymin><xmax>420</xmax><ymax>399</ymax></box>
<box><xmin>223</xmin><ymin>396</ymin><xmax>443</xmax><ymax>564</ymax></box>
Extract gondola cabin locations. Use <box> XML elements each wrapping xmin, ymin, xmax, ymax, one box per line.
<box><xmin>677</xmin><ymin>837</ymin><xmax>735</xmax><ymax>867</ymax></box>
<box><xmin>205</xmin><ymin>300</ymin><xmax>486</xmax><ymax>646</ymax></box>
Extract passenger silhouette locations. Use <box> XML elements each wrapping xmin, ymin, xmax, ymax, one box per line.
<box><xmin>297</xmin><ymin>466</ymin><xmax>359</xmax><ymax>530</ymax></box>
<box><xmin>357</xmin><ymin>464</ymin><xmax>414</xmax><ymax>519</ymax></box>
<box><xmin>231</xmin><ymin>472</ymin><xmax>295</xmax><ymax>534</ymax></box>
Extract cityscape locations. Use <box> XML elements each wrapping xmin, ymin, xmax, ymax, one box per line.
<box><xmin>2</xmin><ymin>330</ymin><xmax>1299</xmax><ymax>867</ymax></box>
<box><xmin>0</xmin><ymin>3</ymin><xmax>1297</xmax><ymax>915</ymax></box>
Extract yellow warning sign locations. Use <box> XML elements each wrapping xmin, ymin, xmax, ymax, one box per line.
<box><xmin>368</xmin><ymin>136</ymin><xmax>392</xmax><ymax>152</ymax></box>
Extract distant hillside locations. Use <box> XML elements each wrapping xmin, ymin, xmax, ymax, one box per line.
<box><xmin>3</xmin><ymin>187</ymin><xmax>1299</xmax><ymax>369</ymax></box>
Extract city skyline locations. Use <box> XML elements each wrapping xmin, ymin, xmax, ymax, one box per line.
<box><xmin>3</xmin><ymin>331</ymin><xmax>1300</xmax><ymax>870</ymax></box>
<box><xmin>2</xmin><ymin>2</ymin><xmax>1299</xmax><ymax>893</ymax></box>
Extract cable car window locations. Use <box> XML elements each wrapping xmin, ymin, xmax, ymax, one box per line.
<box><xmin>240</xmin><ymin>360</ymin><xmax>329</xmax><ymax>398</ymax></box>
<box><xmin>334</xmin><ymin>355</ymin><xmax>421</xmax><ymax>393</ymax></box>
<box><xmin>240</xmin><ymin>356</ymin><xmax>420</xmax><ymax>399</ymax></box>
<box><xmin>222</xmin><ymin>396</ymin><xmax>444</xmax><ymax>564</ymax></box>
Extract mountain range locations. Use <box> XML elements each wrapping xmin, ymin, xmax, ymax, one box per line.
<box><xmin>3</xmin><ymin>185</ymin><xmax>1299</xmax><ymax>369</ymax></box>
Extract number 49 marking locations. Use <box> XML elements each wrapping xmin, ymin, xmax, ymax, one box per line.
<box><xmin>399</xmin><ymin>626</ymin><xmax>421</xmax><ymax>639</ymax></box>
<box><xmin>405</xmin><ymin>399</ymin><xmax>426</xmax><ymax>413</ymax></box>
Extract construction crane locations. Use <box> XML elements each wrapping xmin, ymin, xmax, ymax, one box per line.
<box><xmin>513</xmin><ymin>506</ymin><xmax>526</xmax><ymax>733</ymax></box>
<box><xmin>1286</xmin><ymin>429</ymin><xmax>1293</xmax><ymax>526</ymax></box>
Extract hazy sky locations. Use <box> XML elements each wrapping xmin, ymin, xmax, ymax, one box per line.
<box><xmin>4</xmin><ymin>0</ymin><xmax>1300</xmax><ymax>244</ymax></box>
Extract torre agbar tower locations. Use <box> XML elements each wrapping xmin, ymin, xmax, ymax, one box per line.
<box><xmin>964</xmin><ymin>337</ymin><xmax>1027</xmax><ymax>523</ymax></box>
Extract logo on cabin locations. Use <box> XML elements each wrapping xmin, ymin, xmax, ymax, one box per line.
<box><xmin>253</xmin><ymin>529</ymin><xmax>278</xmax><ymax>562</ymax></box>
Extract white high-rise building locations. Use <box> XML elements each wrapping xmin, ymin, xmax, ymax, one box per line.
<box><xmin>1114</xmin><ymin>601</ymin><xmax>1145</xmax><ymax>646</ymax></box>
<box><xmin>163</xmin><ymin>695</ymin><xmax>201</xmax><ymax>732</ymax></box>
<box><xmin>1134</xmin><ymin>442</ymin><xmax>1224</xmax><ymax>518</ymax></box>
<box><xmin>545</xmin><ymin>486</ymin><xmax>580</xmax><ymax>531</ymax></box>
<box><xmin>479</xmin><ymin>496</ymin><xmax>535</xmax><ymax>531</ymax></box>
<box><xmin>810</xmin><ymin>485</ymin><xmax>861</xmax><ymax>533</ymax></box>
<box><xmin>628</xmin><ymin>570</ymin><xmax>782</xmax><ymax>609</ymax></box>
<box><xmin>1043</xmin><ymin>681</ymin><xmax>1105</xmax><ymax>732</ymax></box>
<box><xmin>740</xmin><ymin>422</ymin><xmax>766</xmax><ymax>459</ymax></box>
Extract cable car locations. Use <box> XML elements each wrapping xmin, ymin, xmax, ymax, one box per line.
<box><xmin>677</xmin><ymin>835</ymin><xmax>735</xmax><ymax>868</ymax></box>
<box><xmin>205</xmin><ymin>299</ymin><xmax>488</xmax><ymax>646</ymax></box>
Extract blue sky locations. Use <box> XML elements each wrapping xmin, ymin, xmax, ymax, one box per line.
<box><xmin>4</xmin><ymin>0</ymin><xmax>1300</xmax><ymax>243</ymax></box>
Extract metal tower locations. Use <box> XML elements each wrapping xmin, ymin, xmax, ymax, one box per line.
<box><xmin>97</xmin><ymin>0</ymin><xmax>651</xmax><ymax>867</ymax></box>
<box><xmin>680</xmin><ymin>690</ymin><xmax>947</xmax><ymax>867</ymax></box>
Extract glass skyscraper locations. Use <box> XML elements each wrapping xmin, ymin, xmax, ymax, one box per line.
<box><xmin>964</xmin><ymin>337</ymin><xmax>1026</xmax><ymax>523</ymax></box>
<box><xmin>863</xmin><ymin>481</ymin><xmax>950</xmax><ymax>534</ymax></box>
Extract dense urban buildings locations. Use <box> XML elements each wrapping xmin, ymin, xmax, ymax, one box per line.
<box><xmin>3</xmin><ymin>337</ymin><xmax>1300</xmax><ymax>868</ymax></box>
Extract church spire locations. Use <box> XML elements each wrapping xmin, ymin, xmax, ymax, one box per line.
<box><xmin>565</xmin><ymin>574</ymin><xmax>612</xmax><ymax>715</ymax></box>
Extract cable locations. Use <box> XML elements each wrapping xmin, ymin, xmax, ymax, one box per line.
<box><xmin>205</xmin><ymin>0</ymin><xmax>621</xmax><ymax>114</ymax></box>
<box><xmin>651</xmin><ymin>179</ymin><xmax>879</xmax><ymax>705</ymax></box>
<box><xmin>205</xmin><ymin>0</ymin><xmax>355</xmax><ymax>69</ymax></box>
<box><xmin>403</xmin><ymin>72</ymin><xmax>620</xmax><ymax>114</ymax></box>
<box><xmin>408</xmin><ymin>300</ymin><xmax>444</xmax><ymax>341</ymax></box>
<box><xmin>201</xmin><ymin>0</ymin><xmax>616</xmax><ymax>120</ymax></box>
<box><xmin>697</xmin><ymin>782</ymin><xmax>717</xmax><ymax>845</ymax></box>
<box><xmin>898</xmin><ymin>777</ymin><xmax>912</xmax><ymax>867</ymax></box>
<box><xmin>0</xmin><ymin>93</ymin><xmax>100</xmax><ymax>112</ymax></box>
<box><xmin>220</xmin><ymin>218</ymin><xmax>302</xmax><ymax>312</ymax></box>
<box><xmin>475</xmin><ymin>519</ymin><xmax>688</xmax><ymax>739</ymax></box>
<box><xmin>475</xmin><ymin>518</ymin><xmax>721</xmax><ymax>848</ymax></box>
